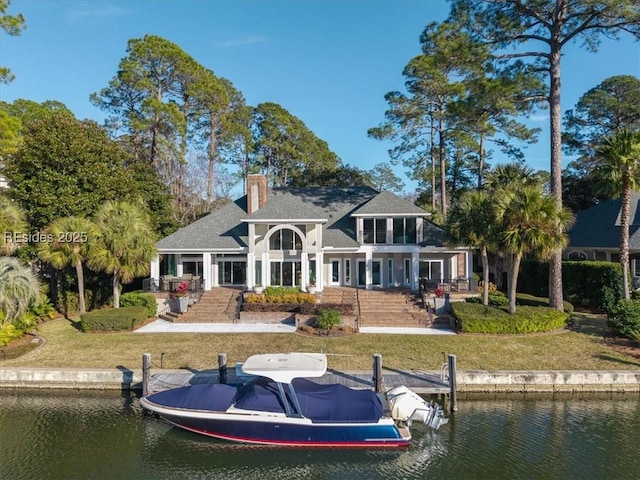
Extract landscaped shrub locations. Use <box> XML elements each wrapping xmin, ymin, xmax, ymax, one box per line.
<box><xmin>451</xmin><ymin>302</ymin><xmax>569</xmax><ymax>334</ymax></box>
<box><xmin>316</xmin><ymin>308</ymin><xmax>342</xmax><ymax>330</ymax></box>
<box><xmin>120</xmin><ymin>292</ymin><xmax>157</xmax><ymax>318</ymax></box>
<box><xmin>515</xmin><ymin>293</ymin><xmax>574</xmax><ymax>315</ymax></box>
<box><xmin>466</xmin><ymin>292</ymin><xmax>509</xmax><ymax>308</ymax></box>
<box><xmin>606</xmin><ymin>299</ymin><xmax>640</xmax><ymax>339</ymax></box>
<box><xmin>245</xmin><ymin>288</ymin><xmax>316</xmax><ymax>305</ymax></box>
<box><xmin>80</xmin><ymin>306</ymin><xmax>148</xmax><ymax>332</ymax></box>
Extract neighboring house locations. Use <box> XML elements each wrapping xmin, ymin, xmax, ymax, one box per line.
<box><xmin>150</xmin><ymin>174</ymin><xmax>473</xmax><ymax>292</ymax></box>
<box><xmin>565</xmin><ymin>192</ymin><xmax>640</xmax><ymax>282</ymax></box>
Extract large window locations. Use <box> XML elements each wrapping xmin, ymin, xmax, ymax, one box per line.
<box><xmin>363</xmin><ymin>218</ymin><xmax>387</xmax><ymax>244</ymax></box>
<box><xmin>393</xmin><ymin>217</ymin><xmax>417</xmax><ymax>244</ymax></box>
<box><xmin>218</xmin><ymin>261</ymin><xmax>246</xmax><ymax>285</ymax></box>
<box><xmin>270</xmin><ymin>261</ymin><xmax>302</xmax><ymax>287</ymax></box>
<box><xmin>419</xmin><ymin>260</ymin><xmax>442</xmax><ymax>280</ymax></box>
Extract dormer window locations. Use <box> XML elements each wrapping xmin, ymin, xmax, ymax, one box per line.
<box><xmin>363</xmin><ymin>218</ymin><xmax>386</xmax><ymax>244</ymax></box>
<box><xmin>393</xmin><ymin>217</ymin><xmax>417</xmax><ymax>244</ymax></box>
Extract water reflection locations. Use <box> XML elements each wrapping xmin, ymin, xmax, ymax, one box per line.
<box><xmin>0</xmin><ymin>390</ymin><xmax>639</xmax><ymax>480</ymax></box>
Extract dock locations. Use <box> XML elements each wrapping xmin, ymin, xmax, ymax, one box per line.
<box><xmin>147</xmin><ymin>367</ymin><xmax>450</xmax><ymax>395</ymax></box>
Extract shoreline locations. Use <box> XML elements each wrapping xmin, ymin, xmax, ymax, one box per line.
<box><xmin>1</xmin><ymin>367</ymin><xmax>639</xmax><ymax>394</ymax></box>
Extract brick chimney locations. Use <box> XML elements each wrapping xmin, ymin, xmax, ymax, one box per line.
<box><xmin>246</xmin><ymin>174</ymin><xmax>268</xmax><ymax>214</ymax></box>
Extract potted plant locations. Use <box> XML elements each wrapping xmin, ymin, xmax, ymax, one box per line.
<box><xmin>170</xmin><ymin>281</ymin><xmax>190</xmax><ymax>313</ymax></box>
<box><xmin>307</xmin><ymin>273</ymin><xmax>317</xmax><ymax>294</ymax></box>
<box><xmin>433</xmin><ymin>287</ymin><xmax>450</xmax><ymax>314</ymax></box>
<box><xmin>254</xmin><ymin>283</ymin><xmax>264</xmax><ymax>294</ymax></box>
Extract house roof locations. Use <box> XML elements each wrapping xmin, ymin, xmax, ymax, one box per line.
<box><xmin>157</xmin><ymin>186</ymin><xmax>445</xmax><ymax>251</ymax></box>
<box><xmin>351</xmin><ymin>190</ymin><xmax>429</xmax><ymax>216</ymax></box>
<box><xmin>156</xmin><ymin>197</ymin><xmax>248</xmax><ymax>250</ymax></box>
<box><xmin>568</xmin><ymin>192</ymin><xmax>640</xmax><ymax>250</ymax></box>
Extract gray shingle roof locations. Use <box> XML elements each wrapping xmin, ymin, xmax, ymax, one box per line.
<box><xmin>568</xmin><ymin>193</ymin><xmax>640</xmax><ymax>250</ymax></box>
<box><xmin>156</xmin><ymin>198</ymin><xmax>248</xmax><ymax>250</ymax></box>
<box><xmin>352</xmin><ymin>190</ymin><xmax>429</xmax><ymax>216</ymax></box>
<box><xmin>156</xmin><ymin>186</ymin><xmax>445</xmax><ymax>250</ymax></box>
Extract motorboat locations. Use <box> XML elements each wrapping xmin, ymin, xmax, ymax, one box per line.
<box><xmin>140</xmin><ymin>352</ymin><xmax>448</xmax><ymax>447</ymax></box>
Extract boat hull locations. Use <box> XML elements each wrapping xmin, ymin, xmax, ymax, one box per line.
<box><xmin>142</xmin><ymin>400</ymin><xmax>410</xmax><ymax>447</ymax></box>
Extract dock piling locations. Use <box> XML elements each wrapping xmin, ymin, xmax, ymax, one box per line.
<box><xmin>142</xmin><ymin>353</ymin><xmax>151</xmax><ymax>396</ymax></box>
<box><xmin>218</xmin><ymin>353</ymin><xmax>228</xmax><ymax>384</ymax></box>
<box><xmin>373</xmin><ymin>353</ymin><xmax>382</xmax><ymax>393</ymax></box>
<box><xmin>448</xmin><ymin>354</ymin><xmax>457</xmax><ymax>412</ymax></box>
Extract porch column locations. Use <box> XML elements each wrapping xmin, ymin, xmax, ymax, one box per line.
<box><xmin>411</xmin><ymin>250</ymin><xmax>419</xmax><ymax>291</ymax></box>
<box><xmin>212</xmin><ymin>255</ymin><xmax>219</xmax><ymax>287</ymax></box>
<box><xmin>316</xmin><ymin>251</ymin><xmax>324</xmax><ymax>292</ymax></box>
<box><xmin>365</xmin><ymin>249</ymin><xmax>372</xmax><ymax>290</ymax></box>
<box><xmin>301</xmin><ymin>251</ymin><xmax>308</xmax><ymax>290</ymax></box>
<box><xmin>150</xmin><ymin>256</ymin><xmax>160</xmax><ymax>286</ymax></box>
<box><xmin>246</xmin><ymin>252</ymin><xmax>255</xmax><ymax>290</ymax></box>
<box><xmin>261</xmin><ymin>252</ymin><xmax>268</xmax><ymax>287</ymax></box>
<box><xmin>176</xmin><ymin>255</ymin><xmax>183</xmax><ymax>277</ymax></box>
<box><xmin>202</xmin><ymin>252</ymin><xmax>211</xmax><ymax>291</ymax></box>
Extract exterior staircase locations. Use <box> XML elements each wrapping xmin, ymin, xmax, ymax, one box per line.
<box><xmin>356</xmin><ymin>288</ymin><xmax>428</xmax><ymax>327</ymax></box>
<box><xmin>159</xmin><ymin>287</ymin><xmax>241</xmax><ymax>323</ymax></box>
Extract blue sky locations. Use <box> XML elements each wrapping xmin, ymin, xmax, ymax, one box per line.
<box><xmin>1</xmin><ymin>0</ymin><xmax>639</xmax><ymax>194</ymax></box>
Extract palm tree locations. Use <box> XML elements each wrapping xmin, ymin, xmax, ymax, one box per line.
<box><xmin>445</xmin><ymin>189</ymin><xmax>497</xmax><ymax>305</ymax></box>
<box><xmin>594</xmin><ymin>130</ymin><xmax>640</xmax><ymax>300</ymax></box>
<box><xmin>38</xmin><ymin>216</ymin><xmax>99</xmax><ymax>314</ymax></box>
<box><xmin>0</xmin><ymin>256</ymin><xmax>41</xmax><ymax>325</ymax></box>
<box><xmin>89</xmin><ymin>201</ymin><xmax>157</xmax><ymax>308</ymax></box>
<box><xmin>0</xmin><ymin>194</ymin><xmax>27</xmax><ymax>255</ymax></box>
<box><xmin>484</xmin><ymin>163</ymin><xmax>539</xmax><ymax>192</ymax></box>
<box><xmin>494</xmin><ymin>186</ymin><xmax>574</xmax><ymax>314</ymax></box>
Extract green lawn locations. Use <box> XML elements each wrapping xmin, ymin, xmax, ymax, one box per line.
<box><xmin>1</xmin><ymin>313</ymin><xmax>638</xmax><ymax>372</ymax></box>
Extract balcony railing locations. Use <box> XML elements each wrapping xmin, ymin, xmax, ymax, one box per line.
<box><xmin>143</xmin><ymin>275</ymin><xmax>203</xmax><ymax>293</ymax></box>
<box><xmin>418</xmin><ymin>277</ymin><xmax>477</xmax><ymax>295</ymax></box>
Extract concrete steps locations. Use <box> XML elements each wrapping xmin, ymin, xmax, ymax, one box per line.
<box><xmin>356</xmin><ymin>289</ymin><xmax>428</xmax><ymax>327</ymax></box>
<box><xmin>159</xmin><ymin>288</ymin><xmax>241</xmax><ymax>323</ymax></box>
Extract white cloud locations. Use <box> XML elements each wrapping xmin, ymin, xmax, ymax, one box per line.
<box><xmin>217</xmin><ymin>34</ymin><xmax>269</xmax><ymax>48</ymax></box>
<box><xmin>65</xmin><ymin>3</ymin><xmax>130</xmax><ymax>23</ymax></box>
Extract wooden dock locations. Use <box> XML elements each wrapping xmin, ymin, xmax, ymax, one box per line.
<box><xmin>148</xmin><ymin>367</ymin><xmax>450</xmax><ymax>395</ymax></box>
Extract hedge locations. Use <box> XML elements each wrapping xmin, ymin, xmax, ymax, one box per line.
<box><xmin>80</xmin><ymin>306</ymin><xmax>148</xmax><ymax>332</ymax></box>
<box><xmin>451</xmin><ymin>302</ymin><xmax>569</xmax><ymax>334</ymax></box>
<box><xmin>514</xmin><ymin>293</ymin><xmax>574</xmax><ymax>315</ymax></box>
<box><xmin>120</xmin><ymin>292</ymin><xmax>157</xmax><ymax>318</ymax></box>
<box><xmin>242</xmin><ymin>302</ymin><xmax>353</xmax><ymax>315</ymax></box>
<box><xmin>607</xmin><ymin>299</ymin><xmax>640</xmax><ymax>339</ymax></box>
<box><xmin>519</xmin><ymin>259</ymin><xmax>623</xmax><ymax>310</ymax></box>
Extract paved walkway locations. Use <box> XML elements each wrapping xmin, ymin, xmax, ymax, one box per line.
<box><xmin>135</xmin><ymin>319</ymin><xmax>456</xmax><ymax>335</ymax></box>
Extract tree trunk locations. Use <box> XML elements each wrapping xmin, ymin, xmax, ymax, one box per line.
<box><xmin>478</xmin><ymin>133</ymin><xmax>485</xmax><ymax>189</ymax></box>
<box><xmin>620</xmin><ymin>185</ymin><xmax>631</xmax><ymax>300</ymax></box>
<box><xmin>207</xmin><ymin>117</ymin><xmax>218</xmax><ymax>205</ymax></box>
<box><xmin>508</xmin><ymin>253</ymin><xmax>522</xmax><ymax>315</ymax></box>
<box><xmin>75</xmin><ymin>259</ymin><xmax>86</xmax><ymax>314</ymax></box>
<box><xmin>113</xmin><ymin>274</ymin><xmax>121</xmax><ymax>309</ymax></box>
<box><xmin>481</xmin><ymin>246</ymin><xmax>489</xmax><ymax>306</ymax></box>
<box><xmin>430</xmin><ymin>115</ymin><xmax>436</xmax><ymax>211</ymax></box>
<box><xmin>548</xmin><ymin>35</ymin><xmax>564</xmax><ymax>311</ymax></box>
<box><xmin>438</xmin><ymin>115</ymin><xmax>447</xmax><ymax>217</ymax></box>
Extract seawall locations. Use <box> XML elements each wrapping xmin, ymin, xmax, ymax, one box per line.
<box><xmin>1</xmin><ymin>367</ymin><xmax>639</xmax><ymax>393</ymax></box>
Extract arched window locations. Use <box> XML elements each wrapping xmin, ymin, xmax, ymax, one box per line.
<box><xmin>269</xmin><ymin>228</ymin><xmax>302</xmax><ymax>250</ymax></box>
<box><xmin>568</xmin><ymin>251</ymin><xmax>587</xmax><ymax>261</ymax></box>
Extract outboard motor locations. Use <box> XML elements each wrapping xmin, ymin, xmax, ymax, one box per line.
<box><xmin>387</xmin><ymin>386</ymin><xmax>449</xmax><ymax>430</ymax></box>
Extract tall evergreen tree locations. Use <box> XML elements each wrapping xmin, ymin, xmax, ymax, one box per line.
<box><xmin>449</xmin><ymin>0</ymin><xmax>640</xmax><ymax>310</ymax></box>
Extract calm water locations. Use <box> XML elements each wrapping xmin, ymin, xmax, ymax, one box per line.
<box><xmin>1</xmin><ymin>389</ymin><xmax>639</xmax><ymax>480</ymax></box>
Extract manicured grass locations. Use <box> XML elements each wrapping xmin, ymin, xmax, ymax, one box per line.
<box><xmin>0</xmin><ymin>313</ymin><xmax>638</xmax><ymax>372</ymax></box>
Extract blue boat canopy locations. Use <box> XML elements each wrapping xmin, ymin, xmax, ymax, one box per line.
<box><xmin>234</xmin><ymin>378</ymin><xmax>383</xmax><ymax>423</ymax></box>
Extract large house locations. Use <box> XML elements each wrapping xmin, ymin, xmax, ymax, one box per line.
<box><xmin>565</xmin><ymin>192</ymin><xmax>640</xmax><ymax>282</ymax></box>
<box><xmin>150</xmin><ymin>175</ymin><xmax>473</xmax><ymax>293</ymax></box>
